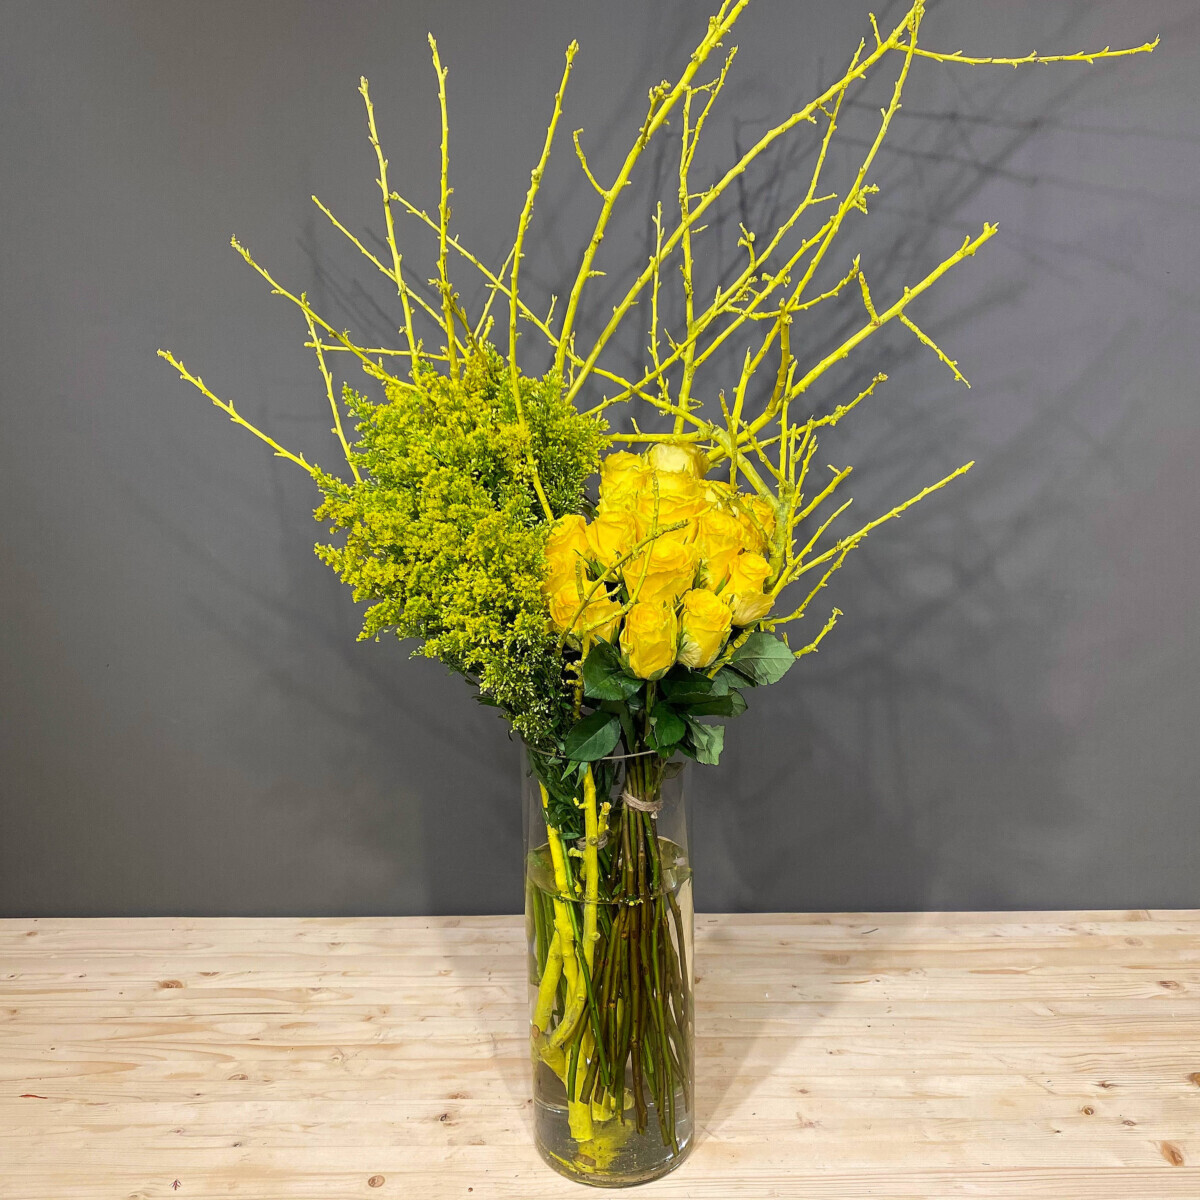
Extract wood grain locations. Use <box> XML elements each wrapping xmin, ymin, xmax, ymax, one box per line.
<box><xmin>2</xmin><ymin>911</ymin><xmax>1198</xmax><ymax>1197</ymax></box>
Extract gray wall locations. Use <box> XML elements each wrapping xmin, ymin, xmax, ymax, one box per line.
<box><xmin>2</xmin><ymin>1</ymin><xmax>1198</xmax><ymax>917</ymax></box>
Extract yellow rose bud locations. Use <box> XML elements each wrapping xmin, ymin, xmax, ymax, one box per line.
<box><xmin>624</xmin><ymin>536</ymin><xmax>698</xmax><ymax>606</ymax></box>
<box><xmin>646</xmin><ymin>442</ymin><xmax>706</xmax><ymax>478</ymax></box>
<box><xmin>724</xmin><ymin>551</ymin><xmax>773</xmax><ymax>625</ymax></box>
<box><xmin>620</xmin><ymin>601</ymin><xmax>678</xmax><ymax>680</ymax></box>
<box><xmin>576</xmin><ymin>594</ymin><xmax>623</xmax><ymax>644</ymax></box>
<box><xmin>548</xmin><ymin>583</ymin><xmax>621</xmax><ymax>644</ymax></box>
<box><xmin>544</xmin><ymin>514</ymin><xmax>591</xmax><ymax>587</ymax></box>
<box><xmin>678</xmin><ymin>588</ymin><xmax>732</xmax><ymax>669</ymax></box>
<box><xmin>736</xmin><ymin>495</ymin><xmax>777</xmax><ymax>553</ymax></box>
<box><xmin>547</xmin><ymin>578</ymin><xmax>587</xmax><ymax>629</ymax></box>
<box><xmin>585</xmin><ymin>510</ymin><xmax>637</xmax><ymax>567</ymax></box>
<box><xmin>703</xmin><ymin>479</ymin><xmax>735</xmax><ymax>509</ymax></box>
<box><xmin>633</xmin><ymin>468</ymin><xmax>707</xmax><ymax>541</ymax></box>
<box><xmin>750</xmin><ymin>496</ymin><xmax>777</xmax><ymax>539</ymax></box>
<box><xmin>597</xmin><ymin>452</ymin><xmax>649</xmax><ymax>514</ymax></box>
<box><xmin>695</xmin><ymin>507</ymin><xmax>745</xmax><ymax>589</ymax></box>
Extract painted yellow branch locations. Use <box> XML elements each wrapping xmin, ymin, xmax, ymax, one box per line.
<box><xmin>158</xmin><ymin>351</ymin><xmax>319</xmax><ymax>478</ymax></box>
<box><xmin>230</xmin><ymin>237</ymin><xmax>408</xmax><ymax>386</ymax></box>
<box><xmin>510</xmin><ymin>40</ymin><xmax>578</xmax><ymax>523</ymax></box>
<box><xmin>771</xmin><ymin>460</ymin><xmax>975</xmax><ymax>629</ymax></box>
<box><xmin>390</xmin><ymin>190</ymin><xmax>653</xmax><ymax>404</ymax></box>
<box><xmin>793</xmin><ymin>606</ymin><xmax>842</xmax><ymax>658</ymax></box>
<box><xmin>310</xmin><ymin>194</ymin><xmax>465</xmax><ymax>358</ymax></box>
<box><xmin>899</xmin><ymin>312</ymin><xmax>970</xmax><ymax>385</ymax></box>
<box><xmin>428</xmin><ymin>36</ymin><xmax>457</xmax><ymax>378</ymax></box>
<box><xmin>303</xmin><ymin>303</ymin><xmax>361</xmax><ymax>483</ymax></box>
<box><xmin>727</xmin><ymin>224</ymin><xmax>997</xmax><ymax>459</ymax></box>
<box><xmin>358</xmin><ymin>78</ymin><xmax>419</xmax><ymax>374</ymax></box>
<box><xmin>554</xmin><ymin>0</ymin><xmax>752</xmax><ymax>380</ymax></box>
<box><xmin>532</xmin><ymin>930</ymin><xmax>563</xmax><ymax>1035</ymax></box>
<box><xmin>903</xmin><ymin>39</ymin><xmax>1159</xmax><ymax>68</ymax></box>
<box><xmin>563</xmin><ymin>7</ymin><xmax>916</xmax><ymax>409</ymax></box>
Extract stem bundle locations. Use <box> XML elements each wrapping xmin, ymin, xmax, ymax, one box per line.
<box><xmin>530</xmin><ymin>757</ymin><xmax>691</xmax><ymax>1154</ymax></box>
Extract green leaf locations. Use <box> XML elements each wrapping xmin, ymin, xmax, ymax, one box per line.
<box><xmin>727</xmin><ymin>631</ymin><xmax>795</xmax><ymax>686</ymax></box>
<box><xmin>600</xmin><ymin>699</ymin><xmax>639</xmax><ymax>750</ymax></box>
<box><xmin>685</xmin><ymin>717</ymin><xmax>725</xmax><ymax>765</ymax></box>
<box><xmin>710</xmin><ymin>666</ymin><xmax>745</xmax><ymax>694</ymax></box>
<box><xmin>661</xmin><ymin>671</ymin><xmax>714</xmax><ymax>705</ymax></box>
<box><xmin>582</xmin><ymin>641</ymin><xmax>642</xmax><ymax>701</ymax></box>
<box><xmin>564</xmin><ymin>710</ymin><xmax>621</xmax><ymax>761</ymax></box>
<box><xmin>684</xmin><ymin>690</ymin><xmax>747</xmax><ymax>718</ymax></box>
<box><xmin>649</xmin><ymin>703</ymin><xmax>686</xmax><ymax>748</ymax></box>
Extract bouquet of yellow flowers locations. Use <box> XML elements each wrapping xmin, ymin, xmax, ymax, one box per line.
<box><xmin>160</xmin><ymin>1</ymin><xmax>1153</xmax><ymax>1184</ymax></box>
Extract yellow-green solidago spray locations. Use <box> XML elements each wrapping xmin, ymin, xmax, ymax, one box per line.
<box><xmin>160</xmin><ymin>2</ymin><xmax>1155</xmax><ymax>1185</ymax></box>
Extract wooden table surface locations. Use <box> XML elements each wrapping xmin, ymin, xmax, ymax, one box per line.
<box><xmin>2</xmin><ymin>911</ymin><xmax>1198</xmax><ymax>1198</ymax></box>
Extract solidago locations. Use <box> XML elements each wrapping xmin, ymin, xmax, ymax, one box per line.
<box><xmin>312</xmin><ymin>345</ymin><xmax>606</xmax><ymax>746</ymax></box>
<box><xmin>158</xmin><ymin>1</ymin><xmax>1154</xmax><ymax>1174</ymax></box>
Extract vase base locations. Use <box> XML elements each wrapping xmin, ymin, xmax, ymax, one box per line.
<box><xmin>533</xmin><ymin>1085</ymin><xmax>694</xmax><ymax>1188</ymax></box>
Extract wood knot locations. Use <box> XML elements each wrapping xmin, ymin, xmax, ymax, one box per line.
<box><xmin>1123</xmin><ymin>1119</ymin><xmax>1137</xmax><ymax>1126</ymax></box>
<box><xmin>1158</xmin><ymin>979</ymin><xmax>1183</xmax><ymax>991</ymax></box>
<box><xmin>158</xmin><ymin>980</ymin><xmax>184</xmax><ymax>989</ymax></box>
<box><xmin>1080</xmin><ymin>1106</ymin><xmax>1095</xmax><ymax>1116</ymax></box>
<box><xmin>1160</xmin><ymin>1141</ymin><xmax>1185</xmax><ymax>1167</ymax></box>
<box><xmin>228</xmin><ymin>1074</ymin><xmax>248</xmax><ymax>1081</ymax></box>
<box><xmin>1188</xmin><ymin>1072</ymin><xmax>1200</xmax><ymax>1088</ymax></box>
<box><xmin>1097</xmin><ymin>1080</ymin><xmax>1116</xmax><ymax>1089</ymax></box>
<box><xmin>368</xmin><ymin>1175</ymin><xmax>385</xmax><ymax>1188</ymax></box>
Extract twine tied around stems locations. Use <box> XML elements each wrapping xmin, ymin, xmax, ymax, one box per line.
<box><xmin>621</xmin><ymin>788</ymin><xmax>662</xmax><ymax>815</ymax></box>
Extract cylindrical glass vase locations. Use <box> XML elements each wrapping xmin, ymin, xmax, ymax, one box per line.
<box><xmin>522</xmin><ymin>745</ymin><xmax>695</xmax><ymax>1186</ymax></box>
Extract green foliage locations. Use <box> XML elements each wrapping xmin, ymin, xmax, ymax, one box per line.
<box><xmin>581</xmin><ymin>640</ymin><xmax>642</xmax><ymax>702</ymax></box>
<box><xmin>566</xmin><ymin>643</ymin><xmax>746</xmax><ymax>766</ymax></box>
<box><xmin>726</xmin><ymin>631</ymin><xmax>795</xmax><ymax>686</ymax></box>
<box><xmin>312</xmin><ymin>343</ymin><xmax>607</xmax><ymax>746</ymax></box>
<box><xmin>562</xmin><ymin>710</ymin><xmax>621</xmax><ymax>762</ymax></box>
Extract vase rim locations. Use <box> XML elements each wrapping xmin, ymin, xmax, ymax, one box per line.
<box><xmin>521</xmin><ymin>740</ymin><xmax>668</xmax><ymax>764</ymax></box>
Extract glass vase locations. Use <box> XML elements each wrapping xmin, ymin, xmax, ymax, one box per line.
<box><xmin>522</xmin><ymin>745</ymin><xmax>695</xmax><ymax>1186</ymax></box>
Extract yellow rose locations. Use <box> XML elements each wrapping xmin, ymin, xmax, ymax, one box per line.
<box><xmin>620</xmin><ymin>601</ymin><xmax>678</xmax><ymax>680</ymax></box>
<box><xmin>724</xmin><ymin>551</ymin><xmax>773</xmax><ymax>625</ymax></box>
<box><xmin>736</xmin><ymin>495</ymin><xmax>777</xmax><ymax>554</ymax></box>
<box><xmin>544</xmin><ymin>513</ymin><xmax>591</xmax><ymax>587</ymax></box>
<box><xmin>597</xmin><ymin>452</ymin><xmax>649</xmax><ymax>514</ymax></box>
<box><xmin>548</xmin><ymin>583</ymin><xmax>622</xmax><ymax>644</ymax></box>
<box><xmin>576</xmin><ymin>594</ymin><xmax>623</xmax><ymax>644</ymax></box>
<box><xmin>624</xmin><ymin>536</ymin><xmax>698</xmax><ymax>606</ymax></box>
<box><xmin>585</xmin><ymin>510</ymin><xmax>637</xmax><ymax>567</ymax></box>
<box><xmin>633</xmin><ymin>468</ymin><xmax>707</xmax><ymax>541</ymax></box>
<box><xmin>750</xmin><ymin>497</ymin><xmax>777</xmax><ymax>539</ymax></box>
<box><xmin>678</xmin><ymin>588</ymin><xmax>732</xmax><ymax>669</ymax></box>
<box><xmin>547</xmin><ymin>578</ymin><xmax>587</xmax><ymax>629</ymax></box>
<box><xmin>647</xmin><ymin>443</ymin><xmax>707</xmax><ymax>478</ymax></box>
<box><xmin>695</xmin><ymin>507</ymin><xmax>745</xmax><ymax>589</ymax></box>
<box><xmin>703</xmin><ymin>479</ymin><xmax>735</xmax><ymax>509</ymax></box>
